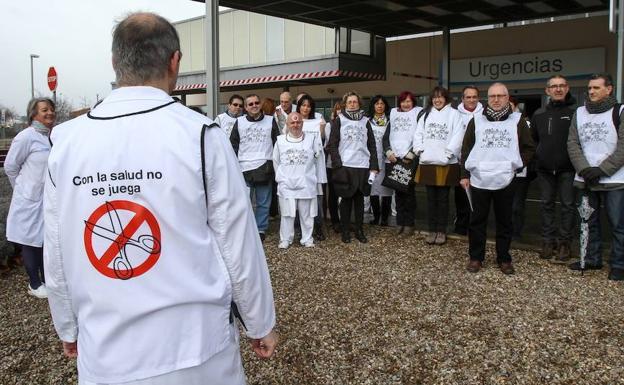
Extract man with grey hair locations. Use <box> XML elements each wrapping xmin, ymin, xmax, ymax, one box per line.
<box><xmin>460</xmin><ymin>82</ymin><xmax>535</xmax><ymax>275</ymax></box>
<box><xmin>274</xmin><ymin>91</ymin><xmax>292</xmax><ymax>132</ymax></box>
<box><xmin>44</xmin><ymin>12</ymin><xmax>277</xmax><ymax>384</ymax></box>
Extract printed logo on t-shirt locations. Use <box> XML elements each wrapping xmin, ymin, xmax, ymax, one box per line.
<box><xmin>343</xmin><ymin>124</ymin><xmax>365</xmax><ymax>143</ymax></box>
<box><xmin>425</xmin><ymin>122</ymin><xmax>449</xmax><ymax>141</ymax></box>
<box><xmin>480</xmin><ymin>127</ymin><xmax>512</xmax><ymax>148</ymax></box>
<box><xmin>579</xmin><ymin>121</ymin><xmax>609</xmax><ymax>143</ymax></box>
<box><xmin>392</xmin><ymin>115</ymin><xmax>412</xmax><ymax>132</ymax></box>
<box><xmin>283</xmin><ymin>148</ymin><xmax>309</xmax><ymax>166</ymax></box>
<box><xmin>241</xmin><ymin>123</ymin><xmax>268</xmax><ymax>144</ymax></box>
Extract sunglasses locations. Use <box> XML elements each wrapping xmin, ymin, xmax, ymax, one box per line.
<box><xmin>247</xmin><ymin>101</ymin><xmax>260</xmax><ymax>106</ymax></box>
<box><xmin>231</xmin><ymin>103</ymin><xmax>242</xmax><ymax>107</ymax></box>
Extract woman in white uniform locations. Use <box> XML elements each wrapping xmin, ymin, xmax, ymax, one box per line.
<box><xmin>273</xmin><ymin>112</ymin><xmax>327</xmax><ymax>248</ymax></box>
<box><xmin>297</xmin><ymin>94</ymin><xmax>327</xmax><ymax>241</ymax></box>
<box><xmin>5</xmin><ymin>97</ymin><xmax>56</xmax><ymax>298</ymax></box>
<box><xmin>367</xmin><ymin>95</ymin><xmax>393</xmax><ymax>226</ymax></box>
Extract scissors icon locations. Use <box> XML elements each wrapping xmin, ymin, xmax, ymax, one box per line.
<box><xmin>84</xmin><ymin>201</ymin><xmax>161</xmax><ymax>280</ymax></box>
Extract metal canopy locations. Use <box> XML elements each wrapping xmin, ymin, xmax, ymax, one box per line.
<box><xmin>194</xmin><ymin>0</ymin><xmax>609</xmax><ymax>37</ymax></box>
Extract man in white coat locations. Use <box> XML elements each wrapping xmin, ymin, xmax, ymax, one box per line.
<box><xmin>273</xmin><ymin>112</ymin><xmax>327</xmax><ymax>249</ymax></box>
<box><xmin>44</xmin><ymin>12</ymin><xmax>277</xmax><ymax>385</ymax></box>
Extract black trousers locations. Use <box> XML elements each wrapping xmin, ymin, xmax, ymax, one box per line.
<box><xmin>454</xmin><ymin>185</ymin><xmax>471</xmax><ymax>233</ymax></box>
<box><xmin>425</xmin><ymin>185</ymin><xmax>450</xmax><ymax>233</ymax></box>
<box><xmin>370</xmin><ymin>196</ymin><xmax>391</xmax><ymax>224</ymax></box>
<box><xmin>469</xmin><ymin>183</ymin><xmax>516</xmax><ymax>263</ymax></box>
<box><xmin>511</xmin><ymin>176</ymin><xmax>532</xmax><ymax>238</ymax></box>
<box><xmin>325</xmin><ymin>168</ymin><xmax>340</xmax><ymax>224</ymax></box>
<box><xmin>395</xmin><ymin>187</ymin><xmax>416</xmax><ymax>226</ymax></box>
<box><xmin>340</xmin><ymin>190</ymin><xmax>365</xmax><ymax>232</ymax></box>
<box><xmin>22</xmin><ymin>245</ymin><xmax>44</xmax><ymax>288</ymax></box>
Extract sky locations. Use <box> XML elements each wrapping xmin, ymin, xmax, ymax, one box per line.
<box><xmin>0</xmin><ymin>0</ymin><xmax>209</xmax><ymax>115</ymax></box>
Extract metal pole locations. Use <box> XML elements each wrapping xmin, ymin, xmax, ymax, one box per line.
<box><xmin>205</xmin><ymin>0</ymin><xmax>220</xmax><ymax>118</ymax></box>
<box><xmin>441</xmin><ymin>27</ymin><xmax>450</xmax><ymax>89</ymax></box>
<box><xmin>30</xmin><ymin>54</ymin><xmax>39</xmax><ymax>99</ymax></box>
<box><xmin>617</xmin><ymin>0</ymin><xmax>623</xmax><ymax>101</ymax></box>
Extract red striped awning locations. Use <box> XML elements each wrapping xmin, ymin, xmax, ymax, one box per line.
<box><xmin>174</xmin><ymin>69</ymin><xmax>385</xmax><ymax>91</ymax></box>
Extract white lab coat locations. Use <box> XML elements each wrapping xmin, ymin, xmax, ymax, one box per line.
<box><xmin>5</xmin><ymin>126</ymin><xmax>50</xmax><ymax>247</ymax></box>
<box><xmin>44</xmin><ymin>86</ymin><xmax>275</xmax><ymax>384</ymax></box>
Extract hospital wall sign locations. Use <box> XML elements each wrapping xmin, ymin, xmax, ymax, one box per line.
<box><xmin>450</xmin><ymin>47</ymin><xmax>605</xmax><ymax>84</ymax></box>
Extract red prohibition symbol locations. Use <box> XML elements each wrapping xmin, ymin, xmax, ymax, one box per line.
<box><xmin>84</xmin><ymin>200</ymin><xmax>161</xmax><ymax>280</ymax></box>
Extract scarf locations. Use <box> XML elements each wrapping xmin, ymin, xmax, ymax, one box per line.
<box><xmin>345</xmin><ymin>109</ymin><xmax>364</xmax><ymax>121</ymax></box>
<box><xmin>484</xmin><ymin>103</ymin><xmax>511</xmax><ymax>122</ymax></box>
<box><xmin>226</xmin><ymin>110</ymin><xmax>241</xmax><ymax>119</ymax></box>
<box><xmin>586</xmin><ymin>95</ymin><xmax>617</xmax><ymax>114</ymax></box>
<box><xmin>372</xmin><ymin>114</ymin><xmax>387</xmax><ymax>126</ymax></box>
<box><xmin>32</xmin><ymin>120</ymin><xmax>50</xmax><ymax>136</ymax></box>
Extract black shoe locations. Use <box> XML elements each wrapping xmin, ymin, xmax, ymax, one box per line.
<box><xmin>380</xmin><ymin>219</ymin><xmax>389</xmax><ymax>227</ymax></box>
<box><xmin>568</xmin><ymin>261</ymin><xmax>602</xmax><ymax>271</ymax></box>
<box><xmin>332</xmin><ymin>223</ymin><xmax>341</xmax><ymax>234</ymax></box>
<box><xmin>341</xmin><ymin>232</ymin><xmax>351</xmax><ymax>243</ymax></box>
<box><xmin>355</xmin><ymin>229</ymin><xmax>368</xmax><ymax>243</ymax></box>
<box><xmin>313</xmin><ymin>226</ymin><xmax>326</xmax><ymax>241</ymax></box>
<box><xmin>259</xmin><ymin>232</ymin><xmax>266</xmax><ymax>242</ymax></box>
<box><xmin>608</xmin><ymin>268</ymin><xmax>624</xmax><ymax>281</ymax></box>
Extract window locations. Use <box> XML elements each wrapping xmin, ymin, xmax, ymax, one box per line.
<box><xmin>339</xmin><ymin>27</ymin><xmax>348</xmax><ymax>53</ymax></box>
<box><xmin>350</xmin><ymin>30</ymin><xmax>371</xmax><ymax>55</ymax></box>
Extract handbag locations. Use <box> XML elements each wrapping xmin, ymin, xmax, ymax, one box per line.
<box><xmin>243</xmin><ymin>161</ymin><xmax>274</xmax><ymax>185</ymax></box>
<box><xmin>382</xmin><ymin>158</ymin><xmax>418</xmax><ymax>193</ymax></box>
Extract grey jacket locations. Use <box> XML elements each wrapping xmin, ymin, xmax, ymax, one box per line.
<box><xmin>567</xmin><ymin>106</ymin><xmax>624</xmax><ymax>191</ymax></box>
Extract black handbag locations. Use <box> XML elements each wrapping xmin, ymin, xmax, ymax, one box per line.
<box><xmin>243</xmin><ymin>161</ymin><xmax>274</xmax><ymax>185</ymax></box>
<box><xmin>382</xmin><ymin>158</ymin><xmax>418</xmax><ymax>193</ymax></box>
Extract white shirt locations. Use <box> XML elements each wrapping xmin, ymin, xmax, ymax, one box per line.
<box><xmin>5</xmin><ymin>125</ymin><xmax>50</xmax><ymax>247</ymax></box>
<box><xmin>44</xmin><ymin>86</ymin><xmax>275</xmax><ymax>384</ymax></box>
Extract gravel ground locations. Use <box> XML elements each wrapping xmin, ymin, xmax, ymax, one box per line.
<box><xmin>1</xmin><ymin>225</ymin><xmax>623</xmax><ymax>385</ymax></box>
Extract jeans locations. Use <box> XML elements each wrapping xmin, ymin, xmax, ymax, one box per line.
<box><xmin>425</xmin><ymin>185</ymin><xmax>450</xmax><ymax>233</ymax></box>
<box><xmin>247</xmin><ymin>182</ymin><xmax>272</xmax><ymax>233</ymax></box>
<box><xmin>579</xmin><ymin>189</ymin><xmax>624</xmax><ymax>269</ymax></box>
<box><xmin>538</xmin><ymin>171</ymin><xmax>576</xmax><ymax>243</ymax></box>
<box><xmin>469</xmin><ymin>183</ymin><xmax>516</xmax><ymax>263</ymax></box>
<box><xmin>22</xmin><ymin>245</ymin><xmax>44</xmax><ymax>288</ymax></box>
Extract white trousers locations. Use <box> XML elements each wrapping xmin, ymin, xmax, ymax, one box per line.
<box><xmin>279</xmin><ymin>198</ymin><xmax>315</xmax><ymax>245</ymax></box>
<box><xmin>80</xmin><ymin>324</ymin><xmax>246</xmax><ymax>385</ymax></box>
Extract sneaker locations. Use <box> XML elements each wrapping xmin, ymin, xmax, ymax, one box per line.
<box><xmin>539</xmin><ymin>242</ymin><xmax>556</xmax><ymax>260</ymax></box>
<box><xmin>425</xmin><ymin>232</ymin><xmax>437</xmax><ymax>245</ymax></box>
<box><xmin>568</xmin><ymin>261</ymin><xmax>603</xmax><ymax>271</ymax></box>
<box><xmin>434</xmin><ymin>232</ymin><xmax>447</xmax><ymax>245</ymax></box>
<box><xmin>466</xmin><ymin>260</ymin><xmax>482</xmax><ymax>273</ymax></box>
<box><xmin>278</xmin><ymin>241</ymin><xmax>290</xmax><ymax>249</ymax></box>
<box><xmin>303</xmin><ymin>241</ymin><xmax>315</xmax><ymax>248</ymax></box>
<box><xmin>28</xmin><ymin>284</ymin><xmax>47</xmax><ymax>299</ymax></box>
<box><xmin>499</xmin><ymin>261</ymin><xmax>515</xmax><ymax>275</ymax></box>
<box><xmin>608</xmin><ymin>268</ymin><xmax>624</xmax><ymax>281</ymax></box>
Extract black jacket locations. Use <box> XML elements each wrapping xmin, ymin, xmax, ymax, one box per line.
<box><xmin>530</xmin><ymin>94</ymin><xmax>576</xmax><ymax>173</ymax></box>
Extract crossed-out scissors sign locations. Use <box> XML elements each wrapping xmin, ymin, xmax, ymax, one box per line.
<box><xmin>84</xmin><ymin>200</ymin><xmax>161</xmax><ymax>280</ymax></box>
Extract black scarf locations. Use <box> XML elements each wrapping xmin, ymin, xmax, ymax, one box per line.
<box><xmin>586</xmin><ymin>95</ymin><xmax>617</xmax><ymax>114</ymax></box>
<box><xmin>484</xmin><ymin>103</ymin><xmax>511</xmax><ymax>121</ymax></box>
<box><xmin>345</xmin><ymin>109</ymin><xmax>365</xmax><ymax>121</ymax></box>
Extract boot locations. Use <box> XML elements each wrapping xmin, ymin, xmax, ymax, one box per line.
<box><xmin>552</xmin><ymin>241</ymin><xmax>571</xmax><ymax>264</ymax></box>
<box><xmin>355</xmin><ymin>228</ymin><xmax>368</xmax><ymax>243</ymax></box>
<box><xmin>539</xmin><ymin>242</ymin><xmax>555</xmax><ymax>260</ymax></box>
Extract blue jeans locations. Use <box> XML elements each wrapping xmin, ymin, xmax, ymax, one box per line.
<box><xmin>581</xmin><ymin>189</ymin><xmax>624</xmax><ymax>269</ymax></box>
<box><xmin>247</xmin><ymin>182</ymin><xmax>272</xmax><ymax>233</ymax></box>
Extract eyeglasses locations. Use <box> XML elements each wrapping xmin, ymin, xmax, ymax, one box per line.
<box><xmin>247</xmin><ymin>102</ymin><xmax>260</xmax><ymax>106</ymax></box>
<box><xmin>231</xmin><ymin>103</ymin><xmax>242</xmax><ymax>107</ymax></box>
<box><xmin>547</xmin><ymin>84</ymin><xmax>568</xmax><ymax>90</ymax></box>
<box><xmin>487</xmin><ymin>94</ymin><xmax>508</xmax><ymax>100</ymax></box>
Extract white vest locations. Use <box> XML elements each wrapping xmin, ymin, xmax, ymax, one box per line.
<box><xmin>338</xmin><ymin>114</ymin><xmax>371</xmax><ymax>168</ymax></box>
<box><xmin>302</xmin><ymin>117</ymin><xmax>324</xmax><ymax>143</ymax></box>
<box><xmin>416</xmin><ymin>104</ymin><xmax>462</xmax><ymax>165</ymax></box>
<box><xmin>236</xmin><ymin>115</ymin><xmax>274</xmax><ymax>172</ymax></box>
<box><xmin>370</xmin><ymin>119</ymin><xmax>387</xmax><ymax>170</ymax></box>
<box><xmin>45</xmin><ymin>87</ymin><xmax>274</xmax><ymax>383</ymax></box>
<box><xmin>464</xmin><ymin>112</ymin><xmax>523</xmax><ymax>190</ymax></box>
<box><xmin>273</xmin><ymin>134</ymin><xmax>326</xmax><ymax>199</ymax></box>
<box><xmin>216</xmin><ymin>112</ymin><xmax>237</xmax><ymax>138</ymax></box>
<box><xmin>389</xmin><ymin>107</ymin><xmax>420</xmax><ymax>158</ymax></box>
<box><xmin>575</xmin><ymin>105</ymin><xmax>624</xmax><ymax>184</ymax></box>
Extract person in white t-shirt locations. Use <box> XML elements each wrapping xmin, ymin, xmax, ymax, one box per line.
<box><xmin>214</xmin><ymin>94</ymin><xmax>244</xmax><ymax>138</ymax></box>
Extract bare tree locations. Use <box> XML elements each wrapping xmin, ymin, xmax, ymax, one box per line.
<box><xmin>54</xmin><ymin>95</ymin><xmax>75</xmax><ymax>124</ymax></box>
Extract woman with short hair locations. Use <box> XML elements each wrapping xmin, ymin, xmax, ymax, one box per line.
<box><xmin>413</xmin><ymin>86</ymin><xmax>464</xmax><ymax>245</ymax></box>
<box><xmin>328</xmin><ymin>91</ymin><xmax>379</xmax><ymax>243</ymax></box>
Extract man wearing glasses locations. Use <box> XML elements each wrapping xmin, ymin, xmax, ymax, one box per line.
<box><xmin>215</xmin><ymin>94</ymin><xmax>244</xmax><ymax>138</ymax></box>
<box><xmin>530</xmin><ymin>75</ymin><xmax>577</xmax><ymax>263</ymax></box>
<box><xmin>460</xmin><ymin>82</ymin><xmax>535</xmax><ymax>275</ymax></box>
<box><xmin>231</xmin><ymin>94</ymin><xmax>281</xmax><ymax>241</ymax></box>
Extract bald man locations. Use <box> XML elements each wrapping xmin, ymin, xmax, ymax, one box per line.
<box><xmin>460</xmin><ymin>82</ymin><xmax>535</xmax><ymax>275</ymax></box>
<box><xmin>274</xmin><ymin>91</ymin><xmax>292</xmax><ymax>132</ymax></box>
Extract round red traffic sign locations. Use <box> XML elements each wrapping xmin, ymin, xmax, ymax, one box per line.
<box><xmin>47</xmin><ymin>67</ymin><xmax>57</xmax><ymax>91</ymax></box>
